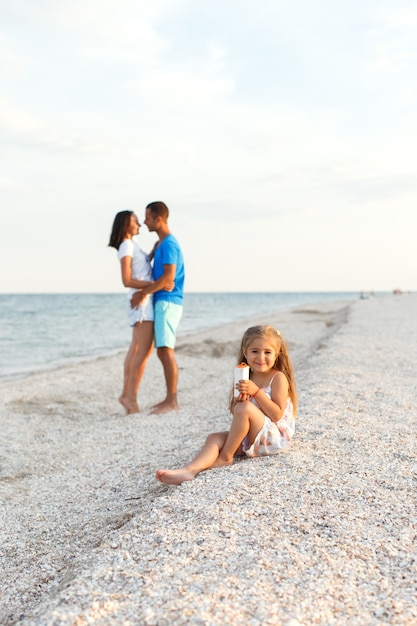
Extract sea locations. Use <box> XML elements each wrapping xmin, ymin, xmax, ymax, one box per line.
<box><xmin>0</xmin><ymin>292</ymin><xmax>360</xmax><ymax>379</ymax></box>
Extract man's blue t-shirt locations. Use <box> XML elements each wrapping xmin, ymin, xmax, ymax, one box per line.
<box><xmin>153</xmin><ymin>234</ymin><xmax>184</xmax><ymax>305</ymax></box>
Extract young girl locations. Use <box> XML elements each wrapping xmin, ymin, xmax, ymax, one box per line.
<box><xmin>155</xmin><ymin>324</ymin><xmax>297</xmax><ymax>485</ymax></box>
<box><xmin>108</xmin><ymin>210</ymin><xmax>156</xmax><ymax>415</ymax></box>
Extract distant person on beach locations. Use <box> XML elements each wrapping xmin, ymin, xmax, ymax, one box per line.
<box><xmin>130</xmin><ymin>201</ymin><xmax>185</xmax><ymax>415</ymax></box>
<box><xmin>156</xmin><ymin>324</ymin><xmax>297</xmax><ymax>485</ymax></box>
<box><xmin>108</xmin><ymin>210</ymin><xmax>171</xmax><ymax>415</ymax></box>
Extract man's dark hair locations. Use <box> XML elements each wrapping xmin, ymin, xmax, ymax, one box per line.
<box><xmin>146</xmin><ymin>201</ymin><xmax>169</xmax><ymax>220</ymax></box>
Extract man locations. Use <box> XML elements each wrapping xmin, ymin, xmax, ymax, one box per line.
<box><xmin>131</xmin><ymin>201</ymin><xmax>185</xmax><ymax>414</ymax></box>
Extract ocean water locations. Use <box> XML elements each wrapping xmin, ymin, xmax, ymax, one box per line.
<box><xmin>0</xmin><ymin>292</ymin><xmax>358</xmax><ymax>379</ymax></box>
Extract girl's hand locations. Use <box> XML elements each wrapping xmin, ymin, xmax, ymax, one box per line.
<box><xmin>236</xmin><ymin>393</ymin><xmax>251</xmax><ymax>402</ymax></box>
<box><xmin>235</xmin><ymin>379</ymin><xmax>258</xmax><ymax>402</ymax></box>
<box><xmin>236</xmin><ymin>379</ymin><xmax>258</xmax><ymax>397</ymax></box>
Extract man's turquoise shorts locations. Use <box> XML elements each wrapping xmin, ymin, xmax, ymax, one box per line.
<box><xmin>154</xmin><ymin>300</ymin><xmax>183</xmax><ymax>349</ymax></box>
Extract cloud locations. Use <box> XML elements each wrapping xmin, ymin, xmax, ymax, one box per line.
<box><xmin>366</xmin><ymin>6</ymin><xmax>417</xmax><ymax>74</ymax></box>
<box><xmin>331</xmin><ymin>173</ymin><xmax>417</xmax><ymax>202</ymax></box>
<box><xmin>0</xmin><ymin>34</ymin><xmax>27</xmax><ymax>75</ymax></box>
<box><xmin>137</xmin><ymin>56</ymin><xmax>234</xmax><ymax>109</ymax></box>
<box><xmin>0</xmin><ymin>97</ymin><xmax>114</xmax><ymax>155</ymax></box>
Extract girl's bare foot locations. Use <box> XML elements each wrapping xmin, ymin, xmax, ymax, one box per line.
<box><xmin>211</xmin><ymin>456</ymin><xmax>233</xmax><ymax>469</ymax></box>
<box><xmin>155</xmin><ymin>468</ymin><xmax>195</xmax><ymax>485</ymax></box>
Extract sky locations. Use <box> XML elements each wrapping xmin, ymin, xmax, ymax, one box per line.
<box><xmin>0</xmin><ymin>0</ymin><xmax>416</xmax><ymax>294</ymax></box>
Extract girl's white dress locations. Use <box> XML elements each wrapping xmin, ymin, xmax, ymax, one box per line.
<box><xmin>241</xmin><ymin>375</ymin><xmax>296</xmax><ymax>457</ymax></box>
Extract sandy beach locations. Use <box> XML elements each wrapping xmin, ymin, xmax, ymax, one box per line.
<box><xmin>1</xmin><ymin>294</ymin><xmax>416</xmax><ymax>625</ymax></box>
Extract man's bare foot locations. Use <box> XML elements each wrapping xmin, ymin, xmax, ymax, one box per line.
<box><xmin>155</xmin><ymin>468</ymin><xmax>195</xmax><ymax>485</ymax></box>
<box><xmin>150</xmin><ymin>400</ymin><xmax>179</xmax><ymax>415</ymax></box>
<box><xmin>118</xmin><ymin>396</ymin><xmax>139</xmax><ymax>415</ymax></box>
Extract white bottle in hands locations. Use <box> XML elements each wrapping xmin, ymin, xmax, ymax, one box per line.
<box><xmin>234</xmin><ymin>362</ymin><xmax>250</xmax><ymax>398</ymax></box>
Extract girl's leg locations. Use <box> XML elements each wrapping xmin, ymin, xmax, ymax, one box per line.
<box><xmin>214</xmin><ymin>401</ymin><xmax>265</xmax><ymax>466</ymax></box>
<box><xmin>156</xmin><ymin>431</ymin><xmax>229</xmax><ymax>485</ymax></box>
<box><xmin>120</xmin><ymin>321</ymin><xmax>154</xmax><ymax>414</ymax></box>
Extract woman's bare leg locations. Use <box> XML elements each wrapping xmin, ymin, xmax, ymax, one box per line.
<box><xmin>125</xmin><ymin>321</ymin><xmax>154</xmax><ymax>413</ymax></box>
<box><xmin>119</xmin><ymin>321</ymin><xmax>154</xmax><ymax>414</ymax></box>
<box><xmin>156</xmin><ymin>431</ymin><xmax>229</xmax><ymax>485</ymax></box>
<box><xmin>119</xmin><ymin>341</ymin><xmax>138</xmax><ymax>412</ymax></box>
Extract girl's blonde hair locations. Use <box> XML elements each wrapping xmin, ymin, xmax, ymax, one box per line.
<box><xmin>230</xmin><ymin>324</ymin><xmax>297</xmax><ymax>414</ymax></box>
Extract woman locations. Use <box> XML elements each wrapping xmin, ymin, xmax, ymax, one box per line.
<box><xmin>108</xmin><ymin>210</ymin><xmax>155</xmax><ymax>414</ymax></box>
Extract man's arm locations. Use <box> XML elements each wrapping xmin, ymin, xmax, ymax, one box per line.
<box><xmin>130</xmin><ymin>264</ymin><xmax>176</xmax><ymax>308</ymax></box>
<box><xmin>144</xmin><ymin>264</ymin><xmax>176</xmax><ymax>295</ymax></box>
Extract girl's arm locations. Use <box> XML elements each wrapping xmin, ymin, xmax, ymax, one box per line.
<box><xmin>251</xmin><ymin>372</ymin><xmax>289</xmax><ymax>422</ymax></box>
<box><xmin>120</xmin><ymin>256</ymin><xmax>153</xmax><ymax>290</ymax></box>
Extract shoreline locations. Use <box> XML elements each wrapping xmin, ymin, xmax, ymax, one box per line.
<box><xmin>1</xmin><ymin>294</ymin><xmax>416</xmax><ymax>624</ymax></box>
<box><xmin>0</xmin><ymin>297</ymin><xmax>352</xmax><ymax>411</ymax></box>
<box><xmin>0</xmin><ymin>292</ymin><xmax>360</xmax><ymax>382</ymax></box>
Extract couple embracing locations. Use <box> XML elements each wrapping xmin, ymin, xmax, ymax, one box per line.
<box><xmin>108</xmin><ymin>201</ymin><xmax>185</xmax><ymax>415</ymax></box>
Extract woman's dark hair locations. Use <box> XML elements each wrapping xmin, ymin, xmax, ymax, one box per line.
<box><xmin>108</xmin><ymin>211</ymin><xmax>133</xmax><ymax>249</ymax></box>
